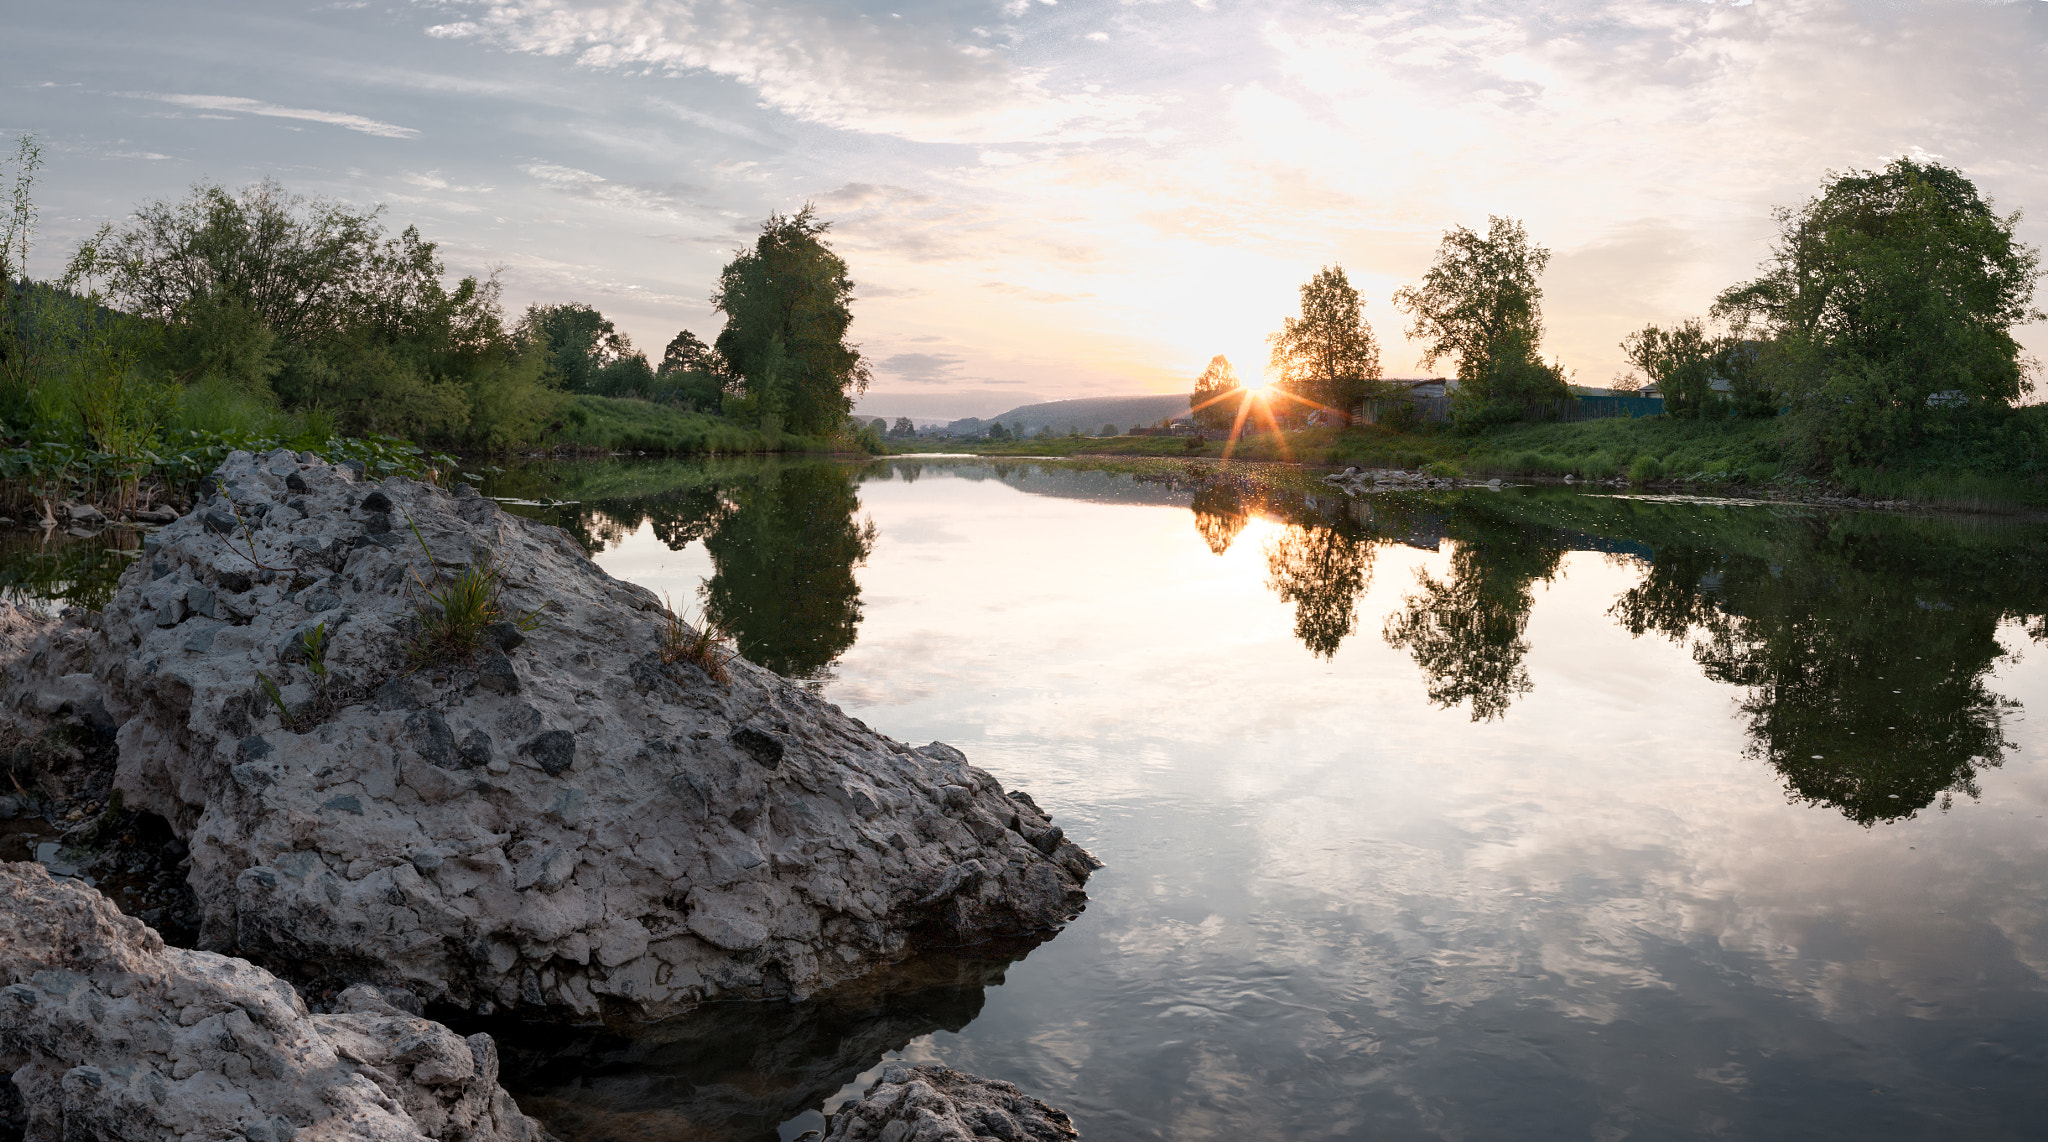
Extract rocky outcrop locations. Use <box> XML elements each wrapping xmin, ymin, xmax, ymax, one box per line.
<box><xmin>818</xmin><ymin>1065</ymin><xmax>1078</xmax><ymax>1141</ymax></box>
<box><xmin>0</xmin><ymin>861</ymin><xmax>547</xmax><ymax>1142</ymax></box>
<box><xmin>92</xmin><ymin>448</ymin><xmax>1097</xmax><ymax>1018</ymax></box>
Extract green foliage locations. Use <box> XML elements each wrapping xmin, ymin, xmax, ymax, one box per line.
<box><xmin>1714</xmin><ymin>158</ymin><xmax>2046</xmax><ymax>466</ymax></box>
<box><xmin>1393</xmin><ymin>216</ymin><xmax>1567</xmax><ymax>421</ymax></box>
<box><xmin>552</xmin><ymin>394</ymin><xmax>789</xmax><ymax>454</ymax></box>
<box><xmin>1268</xmin><ymin>267</ymin><xmax>1386</xmax><ymax>426</ymax></box>
<box><xmin>713</xmin><ymin>206</ymin><xmax>870</xmax><ymax>437</ymax></box>
<box><xmin>1621</xmin><ymin>319</ymin><xmax>1719</xmax><ymax>419</ymax></box>
<box><xmin>1628</xmin><ymin>454</ymin><xmax>1665</xmax><ymax>483</ymax></box>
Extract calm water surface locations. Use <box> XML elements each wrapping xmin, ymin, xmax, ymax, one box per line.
<box><xmin>21</xmin><ymin>456</ymin><xmax>2048</xmax><ymax>1140</ymax></box>
<box><xmin>466</xmin><ymin>456</ymin><xmax>2048</xmax><ymax>1142</ymax></box>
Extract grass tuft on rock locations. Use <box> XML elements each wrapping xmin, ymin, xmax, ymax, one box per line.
<box><xmin>658</xmin><ymin>594</ymin><xmax>732</xmax><ymax>686</ymax></box>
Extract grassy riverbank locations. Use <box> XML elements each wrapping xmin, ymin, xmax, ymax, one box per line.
<box><xmin>892</xmin><ymin>410</ymin><xmax>2048</xmax><ymax>513</ymax></box>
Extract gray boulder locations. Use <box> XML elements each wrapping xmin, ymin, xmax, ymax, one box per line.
<box><xmin>0</xmin><ymin>860</ymin><xmax>548</xmax><ymax>1142</ymax></box>
<box><xmin>94</xmin><ymin>449</ymin><xmax>1098</xmax><ymax>1018</ymax></box>
<box><xmin>821</xmin><ymin>1064</ymin><xmax>1078</xmax><ymax>1141</ymax></box>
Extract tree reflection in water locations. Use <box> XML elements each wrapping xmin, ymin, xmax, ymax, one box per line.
<box><xmin>701</xmin><ymin>465</ymin><xmax>877</xmax><ymax>680</ymax></box>
<box><xmin>1609</xmin><ymin>517</ymin><xmax>2032</xmax><ymax>825</ymax></box>
<box><xmin>1191</xmin><ymin>483</ymin><xmax>1250</xmax><ymax>555</ymax></box>
<box><xmin>1382</xmin><ymin>536</ymin><xmax>1562</xmax><ymax>722</ymax></box>
<box><xmin>1264</xmin><ymin>523</ymin><xmax>1377</xmax><ymax>659</ymax></box>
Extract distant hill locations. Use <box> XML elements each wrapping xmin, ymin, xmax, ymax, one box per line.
<box><xmin>945</xmin><ymin>393</ymin><xmax>1196</xmax><ymax>435</ymax></box>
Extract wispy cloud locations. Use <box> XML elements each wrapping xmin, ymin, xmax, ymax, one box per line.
<box><xmin>130</xmin><ymin>93</ymin><xmax>419</xmax><ymax>138</ymax></box>
<box><xmin>521</xmin><ymin>162</ymin><xmax>707</xmax><ymax>217</ymax></box>
<box><xmin>878</xmin><ymin>351</ymin><xmax>966</xmax><ymax>383</ymax></box>
<box><xmin>421</xmin><ymin>0</ymin><xmax>1155</xmax><ymax>143</ymax></box>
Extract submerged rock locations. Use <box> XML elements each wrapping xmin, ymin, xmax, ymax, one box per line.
<box><xmin>91</xmin><ymin>449</ymin><xmax>1098</xmax><ymax>1019</ymax></box>
<box><xmin>0</xmin><ymin>860</ymin><xmax>547</xmax><ymax>1142</ymax></box>
<box><xmin>820</xmin><ymin>1064</ymin><xmax>1078</xmax><ymax>1141</ymax></box>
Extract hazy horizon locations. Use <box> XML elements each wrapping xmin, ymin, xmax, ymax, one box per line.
<box><xmin>7</xmin><ymin>0</ymin><xmax>2046</xmax><ymax>420</ymax></box>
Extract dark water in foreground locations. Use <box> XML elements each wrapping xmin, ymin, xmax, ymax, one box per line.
<box><xmin>13</xmin><ymin>456</ymin><xmax>2048</xmax><ymax>1139</ymax></box>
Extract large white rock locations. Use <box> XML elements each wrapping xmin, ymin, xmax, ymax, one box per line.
<box><xmin>0</xmin><ymin>860</ymin><xmax>548</xmax><ymax>1142</ymax></box>
<box><xmin>93</xmin><ymin>450</ymin><xmax>1097</xmax><ymax>1019</ymax></box>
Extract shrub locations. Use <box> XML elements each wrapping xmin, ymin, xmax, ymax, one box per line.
<box><xmin>1628</xmin><ymin>455</ymin><xmax>1665</xmax><ymax>483</ymax></box>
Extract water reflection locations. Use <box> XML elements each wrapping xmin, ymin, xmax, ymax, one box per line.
<box><xmin>1263</xmin><ymin>524</ymin><xmax>1375</xmax><ymax>660</ymax></box>
<box><xmin>1608</xmin><ymin>513</ymin><xmax>2033</xmax><ymax>825</ymax></box>
<box><xmin>474</xmin><ymin>943</ymin><xmax>1040</xmax><ymax>1142</ymax></box>
<box><xmin>489</xmin><ymin>460</ymin><xmax>875</xmax><ymax>680</ymax></box>
<box><xmin>1383</xmin><ymin>533</ymin><xmax>1560</xmax><ymax>722</ymax></box>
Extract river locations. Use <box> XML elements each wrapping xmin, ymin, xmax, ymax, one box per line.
<box><xmin>8</xmin><ymin>454</ymin><xmax>2048</xmax><ymax>1140</ymax></box>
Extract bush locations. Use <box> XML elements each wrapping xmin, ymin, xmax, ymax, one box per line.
<box><xmin>1628</xmin><ymin>455</ymin><xmax>1665</xmax><ymax>483</ymax></box>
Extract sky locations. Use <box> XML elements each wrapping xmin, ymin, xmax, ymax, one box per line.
<box><xmin>6</xmin><ymin>0</ymin><xmax>2047</xmax><ymax>420</ymax></box>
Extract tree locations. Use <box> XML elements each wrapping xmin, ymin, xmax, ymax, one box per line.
<box><xmin>1621</xmin><ymin>319</ymin><xmax>1717</xmax><ymax>419</ymax></box>
<box><xmin>658</xmin><ymin>329</ymin><xmax>717</xmax><ymax>378</ymax></box>
<box><xmin>713</xmin><ymin>206</ymin><xmax>871</xmax><ymax>436</ymax></box>
<box><xmin>1393</xmin><ymin>216</ymin><xmax>1569</xmax><ymax>419</ymax></box>
<box><xmin>516</xmin><ymin>303</ymin><xmax>635</xmax><ymax>393</ymax></box>
<box><xmin>88</xmin><ymin>177</ymin><xmax>558</xmax><ymax>445</ymax></box>
<box><xmin>1267</xmin><ymin>267</ymin><xmax>1383</xmax><ymax>427</ymax></box>
<box><xmin>1712</xmin><ymin>158</ymin><xmax>2044</xmax><ymax>464</ymax></box>
<box><xmin>985</xmin><ymin>421</ymin><xmax>1010</xmax><ymax>441</ymax></box>
<box><xmin>891</xmin><ymin>416</ymin><xmax>915</xmax><ymax>437</ymax></box>
<box><xmin>1190</xmin><ymin>355</ymin><xmax>1242</xmax><ymax>432</ymax></box>
<box><xmin>1100</xmin><ymin>423</ymin><xmax>1117</xmax><ymax>437</ymax></box>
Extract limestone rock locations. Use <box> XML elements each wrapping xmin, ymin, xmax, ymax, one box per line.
<box><xmin>95</xmin><ymin>449</ymin><xmax>1098</xmax><ymax>1019</ymax></box>
<box><xmin>0</xmin><ymin>861</ymin><xmax>548</xmax><ymax>1142</ymax></box>
<box><xmin>821</xmin><ymin>1065</ymin><xmax>1078</xmax><ymax>1141</ymax></box>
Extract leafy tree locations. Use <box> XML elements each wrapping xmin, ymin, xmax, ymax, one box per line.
<box><xmin>870</xmin><ymin>418</ymin><xmax>887</xmax><ymax>436</ymax></box>
<box><xmin>1267</xmin><ymin>267</ymin><xmax>1383</xmax><ymax>427</ymax></box>
<box><xmin>713</xmin><ymin>206</ymin><xmax>871</xmax><ymax>436</ymax></box>
<box><xmin>891</xmin><ymin>416</ymin><xmax>915</xmax><ymax>437</ymax></box>
<box><xmin>82</xmin><ymin>177</ymin><xmax>559</xmax><ymax>446</ymax></box>
<box><xmin>1190</xmin><ymin>355</ymin><xmax>1242</xmax><ymax>432</ymax></box>
<box><xmin>985</xmin><ymin>421</ymin><xmax>1011</xmax><ymax>441</ymax></box>
<box><xmin>1621</xmin><ymin>319</ymin><xmax>1717</xmax><ymax>419</ymax></box>
<box><xmin>517</xmin><ymin>303</ymin><xmax>637</xmax><ymax>393</ymax></box>
<box><xmin>1712</xmin><ymin>158</ymin><xmax>2044</xmax><ymax>465</ymax></box>
<box><xmin>1100</xmin><ymin>423</ymin><xmax>1117</xmax><ymax>437</ymax></box>
<box><xmin>1393</xmin><ymin>216</ymin><xmax>1569</xmax><ymax>420</ymax></box>
<box><xmin>659</xmin><ymin>329</ymin><xmax>718</xmax><ymax>377</ymax></box>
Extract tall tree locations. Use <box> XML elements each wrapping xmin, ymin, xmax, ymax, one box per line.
<box><xmin>1712</xmin><ymin>158</ymin><xmax>2044</xmax><ymax>464</ymax></box>
<box><xmin>1267</xmin><ymin>267</ymin><xmax>1383</xmax><ymax>427</ymax></box>
<box><xmin>713</xmin><ymin>206</ymin><xmax>870</xmax><ymax>436</ymax></box>
<box><xmin>1392</xmin><ymin>217</ymin><xmax>1569</xmax><ymax>417</ymax></box>
<box><xmin>1190</xmin><ymin>354</ymin><xmax>1242</xmax><ymax>432</ymax></box>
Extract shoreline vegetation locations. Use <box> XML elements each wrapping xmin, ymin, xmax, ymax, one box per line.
<box><xmin>880</xmin><ymin>413</ymin><xmax>2048</xmax><ymax>515</ymax></box>
<box><xmin>0</xmin><ymin>137</ymin><xmax>884</xmax><ymax>516</ymax></box>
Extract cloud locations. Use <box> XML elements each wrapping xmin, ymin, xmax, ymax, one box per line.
<box><xmin>520</xmin><ymin>162</ymin><xmax>707</xmax><ymax>217</ymax></box>
<box><xmin>877</xmin><ymin>351</ymin><xmax>966</xmax><ymax>383</ymax></box>
<box><xmin>420</xmin><ymin>0</ymin><xmax>1156</xmax><ymax>143</ymax></box>
<box><xmin>131</xmin><ymin>93</ymin><xmax>418</xmax><ymax>138</ymax></box>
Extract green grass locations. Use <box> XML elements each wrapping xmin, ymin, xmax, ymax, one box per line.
<box><xmin>555</xmin><ymin>395</ymin><xmax>783</xmax><ymax>453</ymax></box>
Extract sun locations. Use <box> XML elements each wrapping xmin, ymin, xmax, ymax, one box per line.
<box><xmin>1240</xmin><ymin>375</ymin><xmax>1270</xmax><ymax>393</ymax></box>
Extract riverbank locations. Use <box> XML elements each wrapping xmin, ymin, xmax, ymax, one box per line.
<box><xmin>888</xmin><ymin>410</ymin><xmax>2048</xmax><ymax>514</ymax></box>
